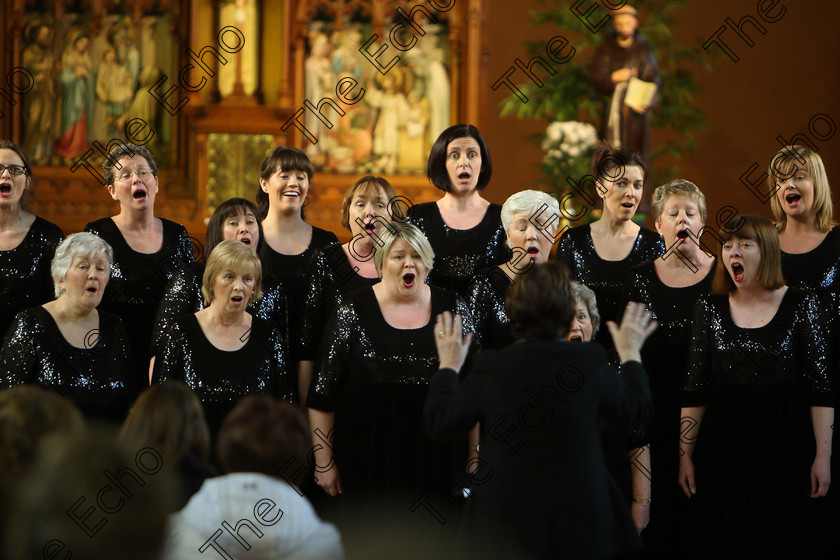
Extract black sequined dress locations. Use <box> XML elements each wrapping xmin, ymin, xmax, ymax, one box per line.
<box><xmin>151</xmin><ymin>261</ymin><xmax>289</xmax><ymax>357</ymax></box>
<box><xmin>84</xmin><ymin>218</ymin><xmax>195</xmax><ymax>370</ymax></box>
<box><xmin>299</xmin><ymin>244</ymin><xmax>379</xmax><ymax>361</ymax></box>
<box><xmin>466</xmin><ymin>266</ymin><xmax>514</xmax><ymax>351</ymax></box>
<box><xmin>407</xmin><ymin>202</ymin><xmax>508</xmax><ymax>296</ymax></box>
<box><xmin>306</xmin><ymin>286</ymin><xmax>475</xmax><ymax>499</ymax></box>
<box><xmin>152</xmin><ymin>313</ymin><xmax>295</xmax><ymax>435</ymax></box>
<box><xmin>681</xmin><ymin>289</ymin><xmax>832</xmax><ymax>558</ymax></box>
<box><xmin>0</xmin><ymin>307</ymin><xmax>133</xmax><ymax>422</ymax></box>
<box><xmin>0</xmin><ymin>217</ymin><xmax>63</xmax><ymax>338</ymax></box>
<box><xmin>259</xmin><ymin>227</ymin><xmax>339</xmax><ymax>361</ymax></box>
<box><xmin>556</xmin><ymin>224</ymin><xmax>664</xmax><ymax>352</ymax></box>
<box><xmin>622</xmin><ymin>259</ymin><xmax>714</xmax><ymax>556</ymax></box>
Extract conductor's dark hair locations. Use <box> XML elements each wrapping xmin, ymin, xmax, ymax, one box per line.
<box><xmin>507</xmin><ymin>261</ymin><xmax>576</xmax><ymax>340</ymax></box>
<box><xmin>256</xmin><ymin>146</ymin><xmax>314</xmax><ymax>219</ymax></box>
<box><xmin>590</xmin><ymin>143</ymin><xmax>647</xmax><ymax>184</ymax></box>
<box><xmin>426</xmin><ymin>124</ymin><xmax>492</xmax><ymax>192</ymax></box>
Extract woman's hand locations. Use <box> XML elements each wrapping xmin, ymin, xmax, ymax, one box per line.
<box><xmin>811</xmin><ymin>453</ymin><xmax>831</xmax><ymax>497</ymax></box>
<box><xmin>435</xmin><ymin>311</ymin><xmax>473</xmax><ymax>373</ymax></box>
<box><xmin>315</xmin><ymin>465</ymin><xmax>342</xmax><ymax>497</ymax></box>
<box><xmin>678</xmin><ymin>454</ymin><xmax>697</xmax><ymax>498</ymax></box>
<box><xmin>607</xmin><ymin>302</ymin><xmax>658</xmax><ymax>363</ymax></box>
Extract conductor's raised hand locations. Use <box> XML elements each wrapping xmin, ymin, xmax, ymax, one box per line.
<box><xmin>607</xmin><ymin>302</ymin><xmax>658</xmax><ymax>363</ymax></box>
<box><xmin>434</xmin><ymin>311</ymin><xmax>472</xmax><ymax>373</ymax></box>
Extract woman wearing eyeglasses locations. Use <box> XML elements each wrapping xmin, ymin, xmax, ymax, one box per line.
<box><xmin>84</xmin><ymin>144</ymin><xmax>195</xmax><ymax>389</ymax></box>
<box><xmin>0</xmin><ymin>141</ymin><xmax>64</xmax><ymax>339</ymax></box>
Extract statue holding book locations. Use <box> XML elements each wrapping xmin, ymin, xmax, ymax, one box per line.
<box><xmin>590</xmin><ymin>5</ymin><xmax>660</xmax><ymax>164</ymax></box>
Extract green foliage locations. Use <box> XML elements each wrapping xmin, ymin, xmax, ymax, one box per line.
<box><xmin>499</xmin><ymin>0</ymin><xmax>712</xmax><ymax>195</ymax></box>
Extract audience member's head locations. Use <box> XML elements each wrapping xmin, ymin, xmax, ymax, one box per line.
<box><xmin>507</xmin><ymin>261</ymin><xmax>576</xmax><ymax>340</ymax></box>
<box><xmin>121</xmin><ymin>381</ymin><xmax>211</xmax><ymax>463</ymax></box>
<box><xmin>217</xmin><ymin>396</ymin><xmax>310</xmax><ymax>485</ymax></box>
<box><xmin>4</xmin><ymin>427</ymin><xmax>175</xmax><ymax>560</ymax></box>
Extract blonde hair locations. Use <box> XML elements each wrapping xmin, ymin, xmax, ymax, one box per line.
<box><xmin>768</xmin><ymin>145</ymin><xmax>834</xmax><ymax>233</ymax></box>
<box><xmin>651</xmin><ymin>179</ymin><xmax>708</xmax><ymax>222</ymax></box>
<box><xmin>373</xmin><ymin>223</ymin><xmax>434</xmax><ymax>277</ymax></box>
<box><xmin>201</xmin><ymin>240</ymin><xmax>262</xmax><ymax>305</ymax></box>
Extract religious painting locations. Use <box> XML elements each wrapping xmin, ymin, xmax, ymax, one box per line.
<box><xmin>301</xmin><ymin>3</ymin><xmax>455</xmax><ymax>175</ymax></box>
<box><xmin>18</xmin><ymin>6</ymin><xmax>178</xmax><ymax>166</ymax></box>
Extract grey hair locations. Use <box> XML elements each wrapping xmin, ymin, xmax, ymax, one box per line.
<box><xmin>571</xmin><ymin>281</ymin><xmax>600</xmax><ymax>337</ymax></box>
<box><xmin>501</xmin><ymin>190</ymin><xmax>560</xmax><ymax>241</ymax></box>
<box><xmin>51</xmin><ymin>233</ymin><xmax>114</xmax><ymax>297</ymax></box>
<box><xmin>373</xmin><ymin>222</ymin><xmax>435</xmax><ymax>277</ymax></box>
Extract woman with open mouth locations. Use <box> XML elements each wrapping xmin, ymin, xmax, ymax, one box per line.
<box><xmin>407</xmin><ymin>124</ymin><xmax>508</xmax><ymax>297</ymax></box>
<box><xmin>467</xmin><ymin>190</ymin><xmax>559</xmax><ymax>352</ymax></box>
<box><xmin>256</xmin><ymin>147</ymin><xmax>339</xmax><ymax>369</ymax></box>
<box><xmin>0</xmin><ymin>233</ymin><xmax>133</xmax><ymax>423</ymax></box>
<box><xmin>621</xmin><ymin>179</ymin><xmax>716</xmax><ymax>554</ymax></box>
<box><xmin>153</xmin><ymin>240</ymin><xmax>295</xmax><ymax>437</ymax></box>
<box><xmin>0</xmin><ymin>141</ymin><xmax>64</xmax><ymax>339</ymax></box>
<box><xmin>84</xmin><ymin>143</ymin><xmax>195</xmax><ymax>388</ymax></box>
<box><xmin>150</xmin><ymin>198</ymin><xmax>288</xmax><ymax>372</ymax></box>
<box><xmin>679</xmin><ymin>214</ymin><xmax>833</xmax><ymax>558</ymax></box>
<box><xmin>307</xmin><ymin>223</ymin><xmax>475</xmax><ymax>509</ymax></box>
<box><xmin>298</xmin><ymin>176</ymin><xmax>400</xmax><ymax>404</ymax></box>
<box><xmin>556</xmin><ymin>144</ymin><xmax>664</xmax><ymax>355</ymax></box>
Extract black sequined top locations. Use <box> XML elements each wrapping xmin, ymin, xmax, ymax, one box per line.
<box><xmin>307</xmin><ymin>286</ymin><xmax>475</xmax><ymax>494</ymax></box>
<box><xmin>259</xmin><ymin>226</ymin><xmax>339</xmax><ymax>361</ymax></box>
<box><xmin>0</xmin><ymin>217</ymin><xmax>63</xmax><ymax>338</ymax></box>
<box><xmin>781</xmin><ymin>226</ymin><xmax>840</xmax><ymax>330</ymax></box>
<box><xmin>407</xmin><ymin>202</ymin><xmax>509</xmax><ymax>296</ymax></box>
<box><xmin>682</xmin><ymin>289</ymin><xmax>832</xmax><ymax>407</ymax></box>
<box><xmin>621</xmin><ymin>260</ymin><xmax>714</xmax><ymax>497</ymax></box>
<box><xmin>467</xmin><ymin>266</ymin><xmax>515</xmax><ymax>351</ymax></box>
<box><xmin>84</xmin><ymin>217</ymin><xmax>196</xmax><ymax>367</ymax></box>
<box><xmin>152</xmin><ymin>313</ymin><xmax>295</xmax><ymax>434</ymax></box>
<box><xmin>150</xmin><ymin>261</ymin><xmax>289</xmax><ymax>357</ymax></box>
<box><xmin>0</xmin><ymin>307</ymin><xmax>133</xmax><ymax>422</ymax></box>
<box><xmin>679</xmin><ymin>288</ymin><xmax>833</xmax><ymax>555</ymax></box>
<box><xmin>556</xmin><ymin>224</ymin><xmax>664</xmax><ymax>350</ymax></box>
<box><xmin>299</xmin><ymin>244</ymin><xmax>379</xmax><ymax>361</ymax></box>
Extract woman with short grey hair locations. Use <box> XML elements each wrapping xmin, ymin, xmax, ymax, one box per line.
<box><xmin>0</xmin><ymin>232</ymin><xmax>133</xmax><ymax>422</ymax></box>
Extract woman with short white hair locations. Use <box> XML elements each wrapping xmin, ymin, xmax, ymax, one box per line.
<box><xmin>467</xmin><ymin>189</ymin><xmax>559</xmax><ymax>351</ymax></box>
<box><xmin>0</xmin><ymin>232</ymin><xmax>133</xmax><ymax>422</ymax></box>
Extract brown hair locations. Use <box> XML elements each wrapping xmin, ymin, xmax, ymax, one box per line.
<box><xmin>205</xmin><ymin>197</ymin><xmax>264</xmax><ymax>257</ymax></box>
<box><xmin>121</xmin><ymin>382</ymin><xmax>210</xmax><ymax>463</ymax></box>
<box><xmin>507</xmin><ymin>261</ymin><xmax>575</xmax><ymax>340</ymax></box>
<box><xmin>256</xmin><ymin>146</ymin><xmax>314</xmax><ymax>219</ymax></box>
<box><xmin>102</xmin><ymin>143</ymin><xmax>158</xmax><ymax>186</ymax></box>
<box><xmin>216</xmin><ymin>396</ymin><xmax>310</xmax><ymax>483</ymax></box>
<box><xmin>712</xmin><ymin>214</ymin><xmax>785</xmax><ymax>293</ymax></box>
<box><xmin>591</xmin><ymin>143</ymin><xmax>647</xmax><ymax>184</ymax></box>
<box><xmin>340</xmin><ymin>176</ymin><xmax>401</xmax><ymax>230</ymax></box>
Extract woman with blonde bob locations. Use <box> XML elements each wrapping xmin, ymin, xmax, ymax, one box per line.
<box><xmin>153</xmin><ymin>240</ymin><xmax>294</xmax><ymax>435</ymax></box>
<box><xmin>0</xmin><ymin>232</ymin><xmax>133</xmax><ymax>422</ymax></box>
<box><xmin>679</xmin><ymin>215</ymin><xmax>833</xmax><ymax>558</ymax></box>
<box><xmin>307</xmin><ymin>223</ymin><xmax>475</xmax><ymax>503</ymax></box>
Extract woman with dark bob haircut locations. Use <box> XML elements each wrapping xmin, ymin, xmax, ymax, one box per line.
<box><xmin>407</xmin><ymin>124</ymin><xmax>507</xmax><ymax>296</ymax></box>
<box><xmin>679</xmin><ymin>215</ymin><xmax>833</xmax><ymax>558</ymax></box>
<box><xmin>425</xmin><ymin>261</ymin><xmax>657</xmax><ymax>559</ymax></box>
<box><xmin>160</xmin><ymin>396</ymin><xmax>344</xmax><ymax>560</ymax></box>
<box><xmin>151</xmin><ymin>198</ymin><xmax>289</xmax><ymax>365</ymax></box>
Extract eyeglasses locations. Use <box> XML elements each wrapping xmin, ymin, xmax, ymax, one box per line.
<box><xmin>0</xmin><ymin>164</ymin><xmax>26</xmax><ymax>176</ymax></box>
<box><xmin>115</xmin><ymin>168</ymin><xmax>154</xmax><ymax>182</ymax></box>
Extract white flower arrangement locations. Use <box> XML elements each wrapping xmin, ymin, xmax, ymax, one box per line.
<box><xmin>541</xmin><ymin>121</ymin><xmax>599</xmax><ymax>189</ymax></box>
